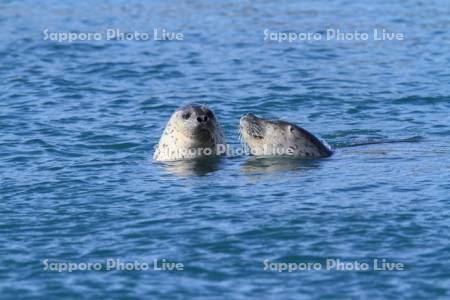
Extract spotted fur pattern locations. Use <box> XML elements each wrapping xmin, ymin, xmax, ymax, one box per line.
<box><xmin>154</xmin><ymin>104</ymin><xmax>225</xmax><ymax>161</ymax></box>
<box><xmin>239</xmin><ymin>113</ymin><xmax>332</xmax><ymax>158</ymax></box>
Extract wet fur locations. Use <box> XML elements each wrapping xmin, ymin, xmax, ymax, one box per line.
<box><xmin>239</xmin><ymin>114</ymin><xmax>332</xmax><ymax>158</ymax></box>
<box><xmin>154</xmin><ymin>104</ymin><xmax>225</xmax><ymax>161</ymax></box>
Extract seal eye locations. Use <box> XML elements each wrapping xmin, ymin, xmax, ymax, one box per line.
<box><xmin>289</xmin><ymin>126</ymin><xmax>295</xmax><ymax>134</ymax></box>
<box><xmin>182</xmin><ymin>112</ymin><xmax>191</xmax><ymax>120</ymax></box>
<box><xmin>206</xmin><ymin>110</ymin><xmax>214</xmax><ymax>119</ymax></box>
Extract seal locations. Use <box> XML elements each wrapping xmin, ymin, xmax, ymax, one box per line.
<box><xmin>153</xmin><ymin>104</ymin><xmax>225</xmax><ymax>161</ymax></box>
<box><xmin>239</xmin><ymin>113</ymin><xmax>332</xmax><ymax>158</ymax></box>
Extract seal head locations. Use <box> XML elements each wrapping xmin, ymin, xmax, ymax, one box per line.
<box><xmin>153</xmin><ymin>104</ymin><xmax>225</xmax><ymax>161</ymax></box>
<box><xmin>239</xmin><ymin>113</ymin><xmax>332</xmax><ymax>158</ymax></box>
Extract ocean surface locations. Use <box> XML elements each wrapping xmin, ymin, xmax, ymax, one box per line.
<box><xmin>1</xmin><ymin>0</ymin><xmax>449</xmax><ymax>299</ymax></box>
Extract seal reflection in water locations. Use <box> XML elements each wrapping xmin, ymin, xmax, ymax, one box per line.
<box><xmin>160</xmin><ymin>157</ymin><xmax>222</xmax><ymax>177</ymax></box>
<box><xmin>153</xmin><ymin>104</ymin><xmax>225</xmax><ymax>161</ymax></box>
<box><xmin>239</xmin><ymin>113</ymin><xmax>332</xmax><ymax>158</ymax></box>
<box><xmin>241</xmin><ymin>156</ymin><xmax>321</xmax><ymax>174</ymax></box>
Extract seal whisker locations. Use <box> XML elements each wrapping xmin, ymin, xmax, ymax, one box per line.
<box><xmin>238</xmin><ymin>128</ymin><xmax>251</xmax><ymax>155</ymax></box>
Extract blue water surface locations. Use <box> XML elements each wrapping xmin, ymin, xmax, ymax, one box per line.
<box><xmin>1</xmin><ymin>0</ymin><xmax>450</xmax><ymax>299</ymax></box>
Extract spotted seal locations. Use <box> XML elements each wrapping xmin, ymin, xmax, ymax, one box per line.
<box><xmin>239</xmin><ymin>113</ymin><xmax>332</xmax><ymax>158</ymax></box>
<box><xmin>153</xmin><ymin>104</ymin><xmax>225</xmax><ymax>161</ymax></box>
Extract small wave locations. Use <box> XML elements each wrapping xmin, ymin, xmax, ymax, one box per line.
<box><xmin>73</xmin><ymin>142</ymin><xmax>141</xmax><ymax>150</ymax></box>
<box><xmin>335</xmin><ymin>136</ymin><xmax>424</xmax><ymax>148</ymax></box>
<box><xmin>393</xmin><ymin>96</ymin><xmax>450</xmax><ymax>105</ymax></box>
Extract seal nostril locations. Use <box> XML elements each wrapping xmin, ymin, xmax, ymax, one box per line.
<box><xmin>197</xmin><ymin>115</ymin><xmax>208</xmax><ymax>123</ymax></box>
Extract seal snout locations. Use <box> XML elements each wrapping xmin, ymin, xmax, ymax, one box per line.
<box><xmin>241</xmin><ymin>113</ymin><xmax>257</xmax><ymax>121</ymax></box>
<box><xmin>196</xmin><ymin>115</ymin><xmax>209</xmax><ymax>123</ymax></box>
<box><xmin>240</xmin><ymin>113</ymin><xmax>258</xmax><ymax>127</ymax></box>
<box><xmin>240</xmin><ymin>113</ymin><xmax>264</xmax><ymax>139</ymax></box>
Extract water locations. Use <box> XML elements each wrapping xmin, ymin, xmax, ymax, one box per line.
<box><xmin>1</xmin><ymin>0</ymin><xmax>450</xmax><ymax>299</ymax></box>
